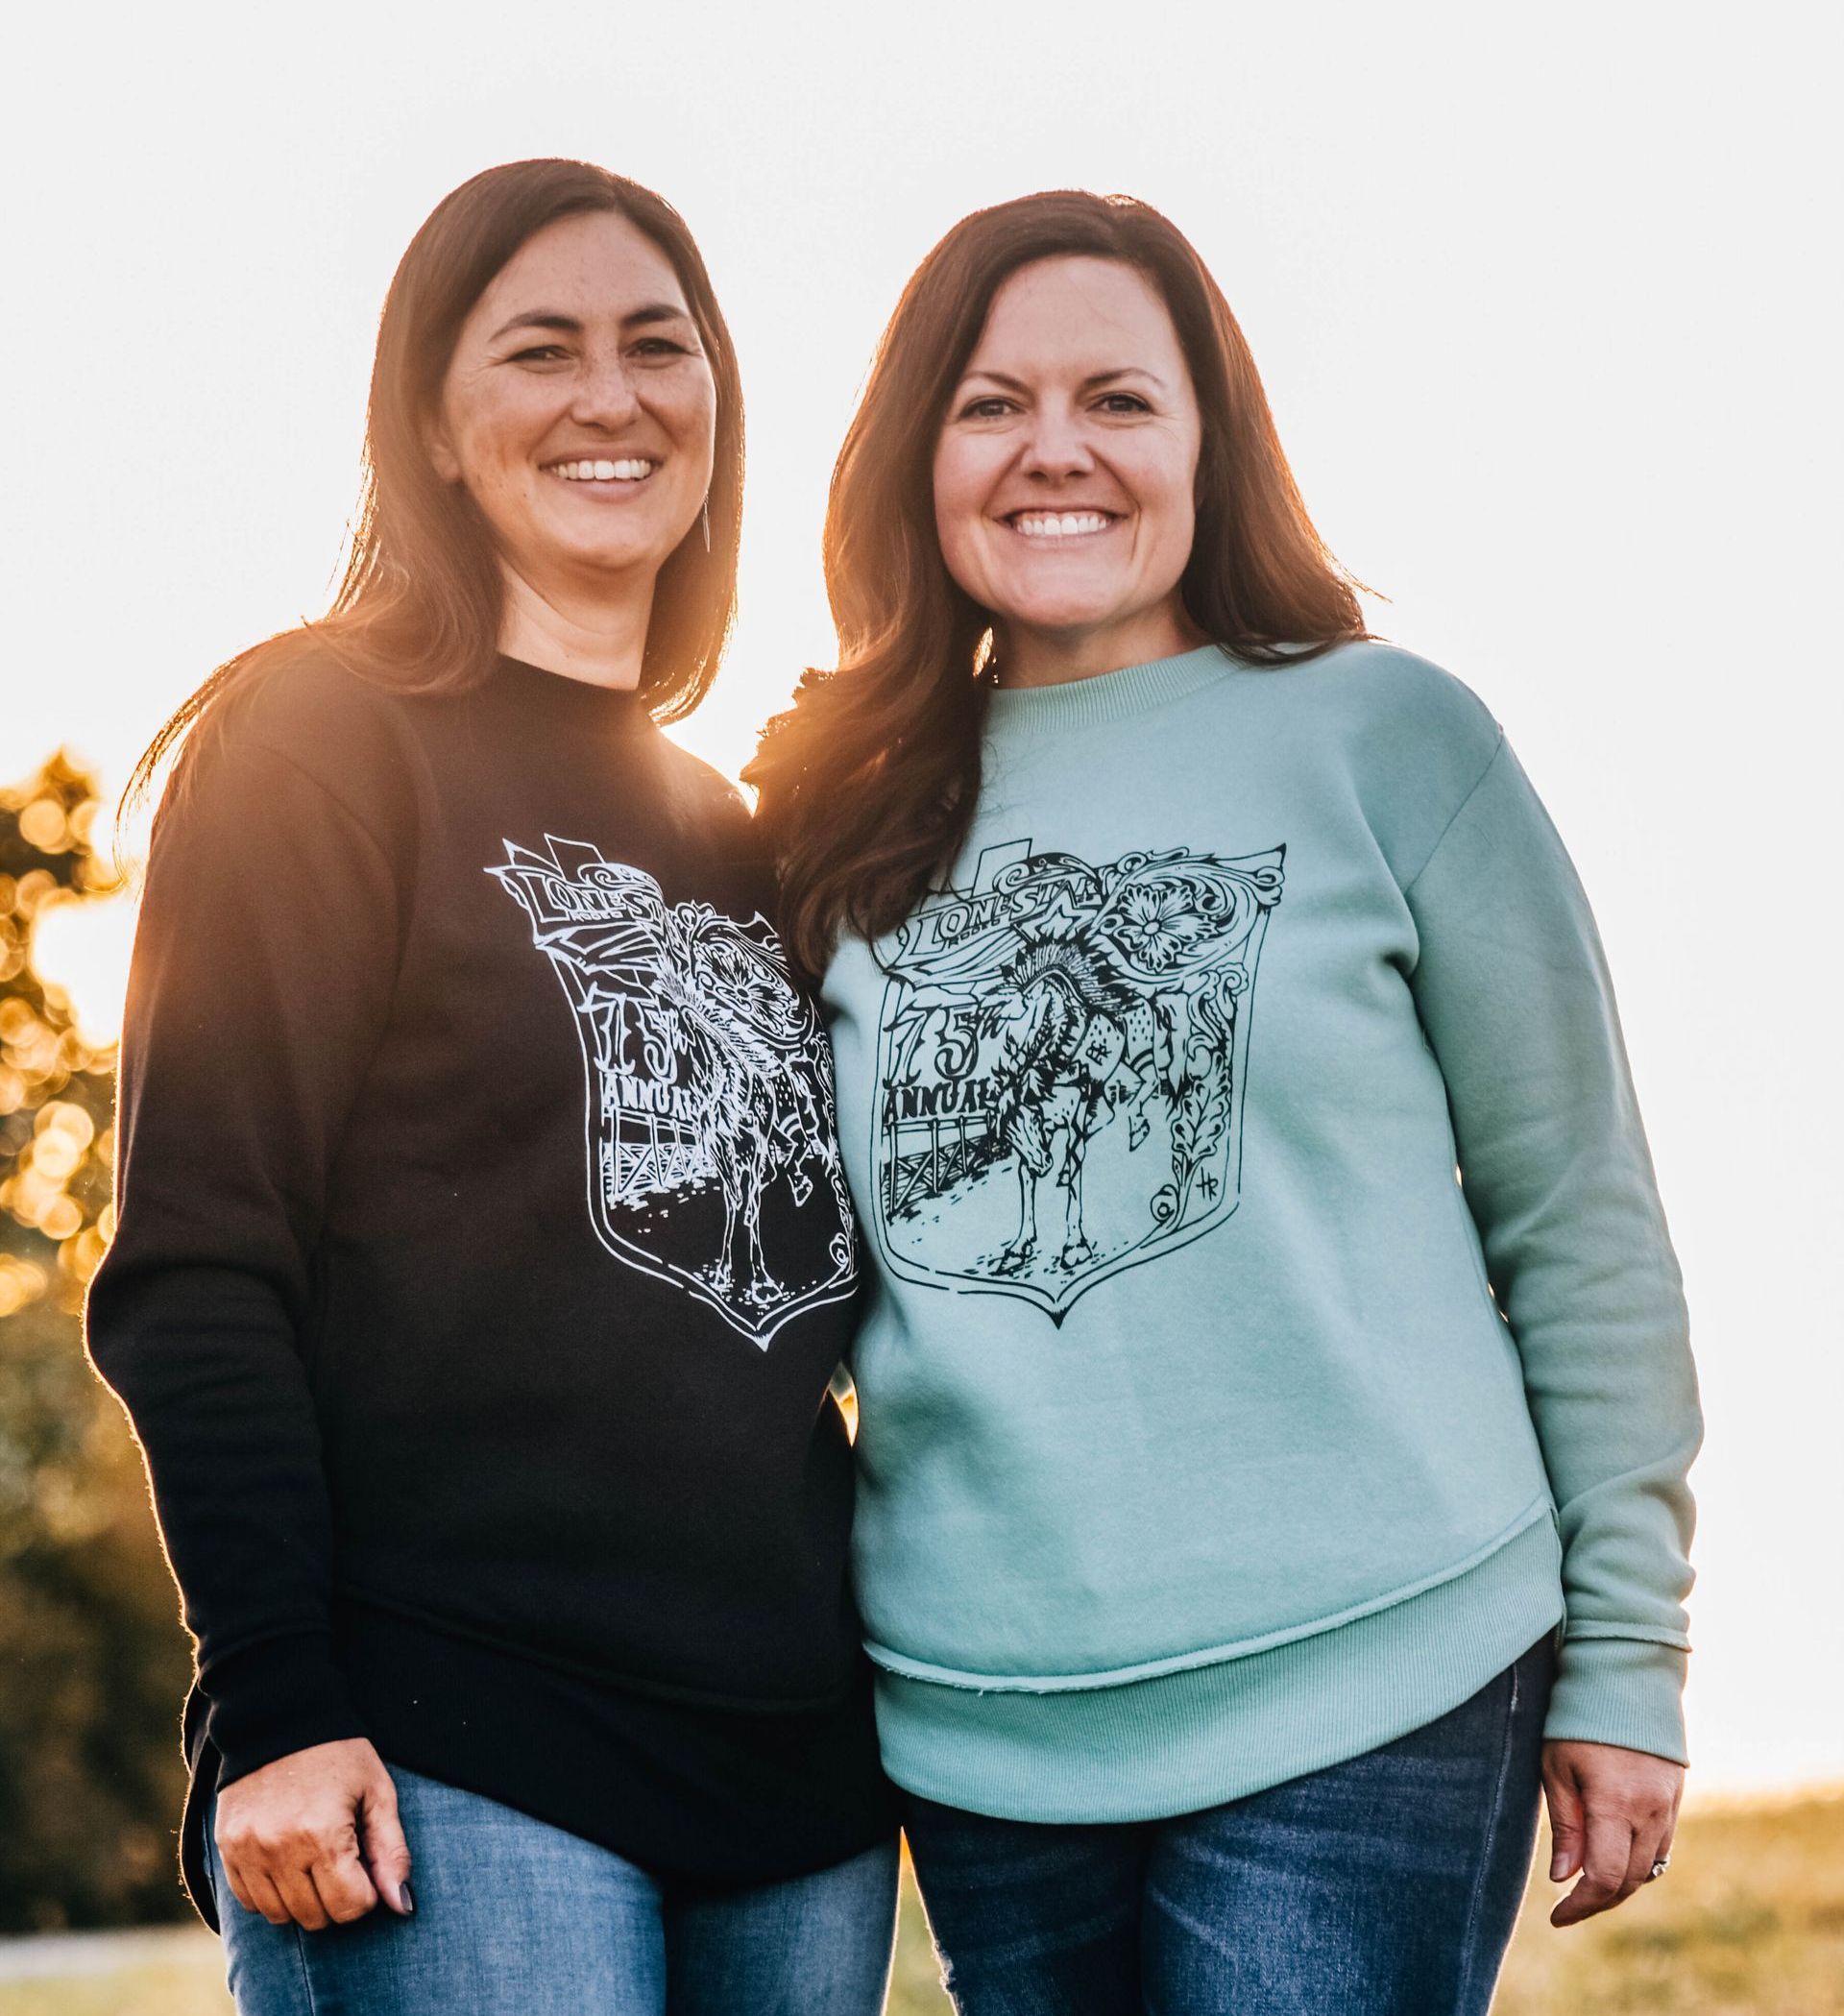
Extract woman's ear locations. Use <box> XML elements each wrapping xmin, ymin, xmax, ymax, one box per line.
<box><xmin>425</xmin><ymin>415</ymin><xmax>462</xmax><ymax>485</ymax></box>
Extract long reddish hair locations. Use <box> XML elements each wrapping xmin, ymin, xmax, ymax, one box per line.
<box><xmin>747</xmin><ymin>190</ymin><xmax>1367</xmax><ymax>985</ymax></box>
<box><xmin>128</xmin><ymin>158</ymin><xmax>743</xmax><ymax>809</ymax></box>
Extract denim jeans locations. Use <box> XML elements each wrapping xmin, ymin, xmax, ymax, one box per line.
<box><xmin>904</xmin><ymin>1633</ymin><xmax>1555</xmax><ymax>2016</ymax></box>
<box><xmin>206</xmin><ymin>1767</ymin><xmax>900</xmax><ymax>2015</ymax></box>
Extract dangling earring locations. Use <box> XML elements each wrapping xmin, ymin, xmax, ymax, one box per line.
<box><xmin>700</xmin><ymin>497</ymin><xmax>712</xmax><ymax>552</ymax></box>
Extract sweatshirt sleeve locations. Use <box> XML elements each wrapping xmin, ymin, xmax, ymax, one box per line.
<box><xmin>85</xmin><ymin>734</ymin><xmax>400</xmax><ymax>1784</ymax></box>
<box><xmin>1402</xmin><ymin>735</ymin><xmax>1701</xmax><ymax>1764</ymax></box>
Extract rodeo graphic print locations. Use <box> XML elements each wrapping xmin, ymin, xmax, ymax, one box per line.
<box><xmin>873</xmin><ymin>838</ymin><xmax>1284</xmax><ymax>1321</ymax></box>
<box><xmin>490</xmin><ymin>838</ymin><xmax>856</xmax><ymax>1348</ymax></box>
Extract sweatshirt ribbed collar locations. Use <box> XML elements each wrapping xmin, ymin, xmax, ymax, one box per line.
<box><xmin>983</xmin><ymin>643</ymin><xmax>1241</xmax><ymax>738</ymax></box>
<box><xmin>492</xmin><ymin>653</ymin><xmax>652</xmax><ymax>731</ymax></box>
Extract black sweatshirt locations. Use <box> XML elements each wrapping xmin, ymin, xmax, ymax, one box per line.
<box><xmin>86</xmin><ymin>650</ymin><xmax>893</xmax><ymax>1924</ymax></box>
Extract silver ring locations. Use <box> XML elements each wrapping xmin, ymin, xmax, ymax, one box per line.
<box><xmin>1648</xmin><ymin>1857</ymin><xmax>1670</xmax><ymax>1882</ymax></box>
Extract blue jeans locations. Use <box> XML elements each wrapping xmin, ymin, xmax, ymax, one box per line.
<box><xmin>206</xmin><ymin>1767</ymin><xmax>900</xmax><ymax>2015</ymax></box>
<box><xmin>904</xmin><ymin>1634</ymin><xmax>1555</xmax><ymax>2016</ymax></box>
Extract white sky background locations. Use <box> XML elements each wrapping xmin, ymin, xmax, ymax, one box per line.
<box><xmin>5</xmin><ymin>2</ymin><xmax>1838</xmax><ymax>1794</ymax></box>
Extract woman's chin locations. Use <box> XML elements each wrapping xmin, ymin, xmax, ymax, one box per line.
<box><xmin>993</xmin><ymin>596</ymin><xmax>1140</xmax><ymax>640</ymax></box>
<box><xmin>538</xmin><ymin>530</ymin><xmax>689</xmax><ymax>579</ymax></box>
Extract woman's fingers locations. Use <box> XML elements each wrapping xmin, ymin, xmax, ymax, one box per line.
<box><xmin>242</xmin><ymin>1864</ymin><xmax>304</xmax><ymax>1930</ymax></box>
<box><xmin>212</xmin><ymin>1745</ymin><xmax>414</xmax><ymax>1933</ymax></box>
<box><xmin>214</xmin><ymin>1853</ymin><xmax>257</xmax><ymax>1920</ymax></box>
<box><xmin>1623</xmin><ymin>1815</ymin><xmax>1672</xmax><ymax>1900</ymax></box>
<box><xmin>218</xmin><ymin>1857</ymin><xmax>274</xmax><ymax>1923</ymax></box>
<box><xmin>1627</xmin><ymin>1780</ymin><xmax>1682</xmax><ymax>1897</ymax></box>
<box><xmin>358</xmin><ymin>1771</ymin><xmax>415</xmax><ymax>1916</ymax></box>
<box><xmin>1552</xmin><ymin>1804</ymin><xmax>1638</xmax><ymax>1926</ymax></box>
<box><xmin>1544</xmin><ymin>1739</ymin><xmax>1686</xmax><ymax>1927</ymax></box>
<box><xmin>267</xmin><ymin>1858</ymin><xmax>332</xmax><ymax>1931</ymax></box>
<box><xmin>216</xmin><ymin>1841</ymin><xmax>302</xmax><ymax>1929</ymax></box>
<box><xmin>222</xmin><ymin>1834</ymin><xmax>373</xmax><ymax>1930</ymax></box>
<box><xmin>308</xmin><ymin>1842</ymin><xmax>380</xmax><ymax>1925</ymax></box>
<box><xmin>213</xmin><ymin>1737</ymin><xmax>404</xmax><ymax>1931</ymax></box>
<box><xmin>1543</xmin><ymin>1755</ymin><xmax>1586</xmax><ymax>1882</ymax></box>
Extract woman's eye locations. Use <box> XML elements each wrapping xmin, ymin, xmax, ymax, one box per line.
<box><xmin>633</xmin><ymin>338</ymin><xmax>692</xmax><ymax>359</ymax></box>
<box><xmin>508</xmin><ymin>345</ymin><xmax>570</xmax><ymax>364</ymax></box>
<box><xmin>1098</xmin><ymin>393</ymin><xmax>1152</xmax><ymax>415</ymax></box>
<box><xmin>958</xmin><ymin>398</ymin><xmax>1013</xmax><ymax>421</ymax></box>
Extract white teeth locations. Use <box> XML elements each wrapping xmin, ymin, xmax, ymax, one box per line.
<box><xmin>552</xmin><ymin>458</ymin><xmax>656</xmax><ymax>482</ymax></box>
<box><xmin>1011</xmin><ymin>512</ymin><xmax>1113</xmax><ymax>538</ymax></box>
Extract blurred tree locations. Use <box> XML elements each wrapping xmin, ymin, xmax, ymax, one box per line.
<box><xmin>0</xmin><ymin>754</ymin><xmax>193</xmax><ymax>1931</ymax></box>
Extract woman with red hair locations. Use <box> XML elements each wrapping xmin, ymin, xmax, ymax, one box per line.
<box><xmin>89</xmin><ymin>159</ymin><xmax>897</xmax><ymax>2016</ymax></box>
<box><xmin>752</xmin><ymin>190</ymin><xmax>1699</xmax><ymax>2015</ymax></box>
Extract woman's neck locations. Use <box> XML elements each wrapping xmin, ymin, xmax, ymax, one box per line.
<box><xmin>995</xmin><ymin>604</ymin><xmax>1207</xmax><ymax>691</ymax></box>
<box><xmin>497</xmin><ymin>559</ymin><xmax>654</xmax><ymax>691</ymax></box>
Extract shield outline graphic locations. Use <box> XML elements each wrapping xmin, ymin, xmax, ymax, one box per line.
<box><xmin>490</xmin><ymin>838</ymin><xmax>857</xmax><ymax>1349</ymax></box>
<box><xmin>869</xmin><ymin>837</ymin><xmax>1284</xmax><ymax>1324</ymax></box>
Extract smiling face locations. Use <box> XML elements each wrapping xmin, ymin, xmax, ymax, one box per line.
<box><xmin>428</xmin><ymin>208</ymin><xmax>716</xmax><ymax>595</ymax></box>
<box><xmin>933</xmin><ymin>255</ymin><xmax>1206</xmax><ymax>684</ymax></box>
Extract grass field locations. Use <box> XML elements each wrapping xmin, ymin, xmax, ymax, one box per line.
<box><xmin>3</xmin><ymin>1790</ymin><xmax>1837</xmax><ymax>2014</ymax></box>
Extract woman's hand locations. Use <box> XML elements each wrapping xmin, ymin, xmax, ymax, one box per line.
<box><xmin>214</xmin><ymin>1737</ymin><xmax>414</xmax><ymax>1931</ymax></box>
<box><xmin>1542</xmin><ymin>1739</ymin><xmax>1684</xmax><ymax>1927</ymax></box>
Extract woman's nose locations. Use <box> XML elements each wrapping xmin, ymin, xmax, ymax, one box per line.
<box><xmin>1018</xmin><ymin>405</ymin><xmax>1095</xmax><ymax>480</ymax></box>
<box><xmin>570</xmin><ymin>358</ymin><xmax>643</xmax><ymax>429</ymax></box>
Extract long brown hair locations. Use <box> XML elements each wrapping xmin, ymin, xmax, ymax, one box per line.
<box><xmin>747</xmin><ymin>189</ymin><xmax>1367</xmax><ymax>985</ymax></box>
<box><xmin>127</xmin><ymin>158</ymin><xmax>744</xmax><ymax>810</ymax></box>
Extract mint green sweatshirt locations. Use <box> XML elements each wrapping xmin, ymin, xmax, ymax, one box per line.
<box><xmin>821</xmin><ymin>641</ymin><xmax>1700</xmax><ymax>1823</ymax></box>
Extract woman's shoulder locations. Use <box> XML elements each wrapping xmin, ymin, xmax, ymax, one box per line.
<box><xmin>213</xmin><ymin>633</ymin><xmax>420</xmax><ymax>765</ymax></box>
<box><xmin>161</xmin><ymin>632</ymin><xmax>422</xmax><ymax>851</ymax></box>
<box><xmin>1274</xmin><ymin>638</ymin><xmax>1501</xmax><ymax>756</ymax></box>
<box><xmin>1256</xmin><ymin>638</ymin><xmax>1511</xmax><ymax>880</ymax></box>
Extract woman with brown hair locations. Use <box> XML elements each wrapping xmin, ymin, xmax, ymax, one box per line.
<box><xmin>750</xmin><ymin>191</ymin><xmax>1700</xmax><ymax>2013</ymax></box>
<box><xmin>87</xmin><ymin>159</ymin><xmax>896</xmax><ymax>2015</ymax></box>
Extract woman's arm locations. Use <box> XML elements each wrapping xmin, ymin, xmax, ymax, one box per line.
<box><xmin>85</xmin><ymin>728</ymin><xmax>410</xmax><ymax>1922</ymax></box>
<box><xmin>1401</xmin><ymin>732</ymin><xmax>1701</xmax><ymax>1917</ymax></box>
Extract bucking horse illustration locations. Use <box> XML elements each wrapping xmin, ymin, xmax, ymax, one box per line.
<box><xmin>668</xmin><ymin>914</ymin><xmax>856</xmax><ymax>1306</ymax></box>
<box><xmin>980</xmin><ymin>923</ymin><xmax>1138</xmax><ymax>1275</ymax></box>
<box><xmin>874</xmin><ymin>840</ymin><xmax>1284</xmax><ymax>1318</ymax></box>
<box><xmin>490</xmin><ymin>839</ymin><xmax>856</xmax><ymax>1345</ymax></box>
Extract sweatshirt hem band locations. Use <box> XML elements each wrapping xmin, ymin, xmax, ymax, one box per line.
<box><xmin>872</xmin><ymin>1513</ymin><xmax>1566</xmax><ymax>1825</ymax></box>
<box><xmin>863</xmin><ymin>1494</ymin><xmax>1555</xmax><ymax>1692</ymax></box>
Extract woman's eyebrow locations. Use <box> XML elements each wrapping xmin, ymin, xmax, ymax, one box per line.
<box><xmin>488</xmin><ymin>310</ymin><xmax>582</xmax><ymax>343</ymax></box>
<box><xmin>1082</xmin><ymin>366</ymin><xmax>1165</xmax><ymax>390</ymax></box>
<box><xmin>486</xmin><ymin>304</ymin><xmax>694</xmax><ymax>344</ymax></box>
<box><xmin>622</xmin><ymin>303</ymin><xmax>697</xmax><ymax>330</ymax></box>
<box><xmin>956</xmin><ymin>365</ymin><xmax>1168</xmax><ymax>393</ymax></box>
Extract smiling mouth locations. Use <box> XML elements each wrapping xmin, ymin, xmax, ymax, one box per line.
<box><xmin>545</xmin><ymin>457</ymin><xmax>658</xmax><ymax>484</ymax></box>
<box><xmin>1002</xmin><ymin>510</ymin><xmax>1121</xmax><ymax>539</ymax></box>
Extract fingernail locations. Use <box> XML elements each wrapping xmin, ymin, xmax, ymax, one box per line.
<box><xmin>1550</xmin><ymin>1852</ymin><xmax>1566</xmax><ymax>1881</ymax></box>
<box><xmin>401</xmin><ymin>1882</ymin><xmax>415</xmax><ymax>1914</ymax></box>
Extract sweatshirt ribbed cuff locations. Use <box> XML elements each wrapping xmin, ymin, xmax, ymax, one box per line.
<box><xmin>201</xmin><ymin>1632</ymin><xmax>370</xmax><ymax>1785</ymax></box>
<box><xmin>1543</xmin><ymin>1635</ymin><xmax>1687</xmax><ymax>1765</ymax></box>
